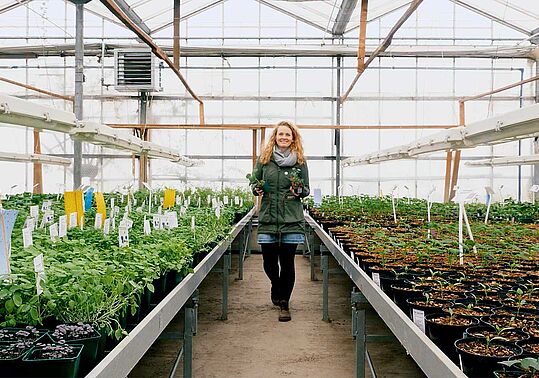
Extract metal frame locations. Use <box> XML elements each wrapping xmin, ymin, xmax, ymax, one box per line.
<box><xmin>332</xmin><ymin>0</ymin><xmax>359</xmax><ymax>36</ymax></box>
<box><xmin>465</xmin><ymin>154</ymin><xmax>539</xmax><ymax>167</ymax></box>
<box><xmin>0</xmin><ymin>151</ymin><xmax>71</xmax><ymax>166</ymax></box>
<box><xmin>305</xmin><ymin>213</ymin><xmax>466</xmax><ymax>378</ymax></box>
<box><xmin>87</xmin><ymin>208</ymin><xmax>255</xmax><ymax>378</ymax></box>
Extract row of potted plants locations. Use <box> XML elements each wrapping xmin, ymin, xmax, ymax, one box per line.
<box><xmin>0</xmin><ymin>188</ymin><xmax>253</xmax><ymax>377</ymax></box>
<box><xmin>307</xmin><ymin>195</ymin><xmax>538</xmax><ymax>378</ymax></box>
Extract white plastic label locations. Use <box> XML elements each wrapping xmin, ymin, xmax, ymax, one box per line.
<box><xmin>412</xmin><ymin>309</ymin><xmax>426</xmax><ymax>333</ymax></box>
<box><xmin>144</xmin><ymin>219</ymin><xmax>151</xmax><ymax>235</ymax></box>
<box><xmin>41</xmin><ymin>200</ymin><xmax>52</xmax><ymax>212</ymax></box>
<box><xmin>58</xmin><ymin>215</ymin><xmax>67</xmax><ymax>237</ymax></box>
<box><xmin>313</xmin><ymin>188</ymin><xmax>322</xmax><ymax>207</ymax></box>
<box><xmin>25</xmin><ymin>217</ymin><xmax>35</xmax><ymax>232</ymax></box>
<box><xmin>22</xmin><ymin>228</ymin><xmax>33</xmax><ymax>248</ymax></box>
<box><xmin>69</xmin><ymin>212</ymin><xmax>77</xmax><ymax>229</ymax></box>
<box><xmin>166</xmin><ymin>212</ymin><xmax>178</xmax><ymax>229</ymax></box>
<box><xmin>530</xmin><ymin>185</ymin><xmax>539</xmax><ymax>193</ymax></box>
<box><xmin>49</xmin><ymin>223</ymin><xmax>59</xmax><ymax>241</ymax></box>
<box><xmin>33</xmin><ymin>254</ymin><xmax>45</xmax><ymax>295</ymax></box>
<box><xmin>152</xmin><ymin>215</ymin><xmax>161</xmax><ymax>230</ymax></box>
<box><xmin>191</xmin><ymin>216</ymin><xmax>195</xmax><ymax>230</ymax></box>
<box><xmin>372</xmin><ymin>273</ymin><xmax>381</xmax><ymax>287</ymax></box>
<box><xmin>223</xmin><ymin>196</ymin><xmax>229</xmax><ymax>205</ymax></box>
<box><xmin>118</xmin><ymin>226</ymin><xmax>129</xmax><ymax>247</ymax></box>
<box><xmin>103</xmin><ymin>218</ymin><xmax>110</xmax><ymax>235</ymax></box>
<box><xmin>110</xmin><ymin>197</ymin><xmax>115</xmax><ymax>210</ymax></box>
<box><xmin>215</xmin><ymin>206</ymin><xmax>221</xmax><ymax>218</ymax></box>
<box><xmin>42</xmin><ymin>210</ymin><xmax>54</xmax><ymax>226</ymax></box>
<box><xmin>30</xmin><ymin>205</ymin><xmax>39</xmax><ymax>219</ymax></box>
<box><xmin>234</xmin><ymin>196</ymin><xmax>240</xmax><ymax>205</ymax></box>
<box><xmin>94</xmin><ymin>213</ymin><xmax>103</xmax><ymax>229</ymax></box>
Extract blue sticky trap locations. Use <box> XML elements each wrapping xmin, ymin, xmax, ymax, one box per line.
<box><xmin>84</xmin><ymin>188</ymin><xmax>94</xmax><ymax>212</ymax></box>
<box><xmin>0</xmin><ymin>209</ymin><xmax>18</xmax><ymax>275</ymax></box>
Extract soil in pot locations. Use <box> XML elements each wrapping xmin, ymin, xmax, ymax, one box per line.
<box><xmin>51</xmin><ymin>323</ymin><xmax>100</xmax><ymax>376</ymax></box>
<box><xmin>465</xmin><ymin>325</ymin><xmax>530</xmax><ymax>343</ymax></box>
<box><xmin>0</xmin><ymin>327</ymin><xmax>47</xmax><ymax>343</ymax></box>
<box><xmin>391</xmin><ymin>283</ymin><xmax>431</xmax><ymax>313</ymax></box>
<box><xmin>455</xmin><ymin>337</ymin><xmax>522</xmax><ymax>378</ymax></box>
<box><xmin>425</xmin><ymin>313</ymin><xmax>479</xmax><ymax>362</ymax></box>
<box><xmin>517</xmin><ymin>337</ymin><xmax>539</xmax><ymax>357</ymax></box>
<box><xmin>22</xmin><ymin>343</ymin><xmax>83</xmax><ymax>378</ymax></box>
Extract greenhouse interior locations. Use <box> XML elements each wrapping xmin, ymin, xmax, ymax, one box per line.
<box><xmin>0</xmin><ymin>0</ymin><xmax>538</xmax><ymax>377</ymax></box>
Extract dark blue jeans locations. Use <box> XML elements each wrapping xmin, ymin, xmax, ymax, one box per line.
<box><xmin>261</xmin><ymin>243</ymin><xmax>297</xmax><ymax>306</ymax></box>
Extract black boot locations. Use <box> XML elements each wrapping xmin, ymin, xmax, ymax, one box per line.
<box><xmin>278</xmin><ymin>300</ymin><xmax>291</xmax><ymax>322</ymax></box>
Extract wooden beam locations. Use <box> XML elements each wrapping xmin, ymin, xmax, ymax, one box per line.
<box><xmin>260</xmin><ymin>127</ymin><xmax>266</xmax><ymax>152</ymax></box>
<box><xmin>461</xmin><ymin>75</ymin><xmax>539</xmax><ymax>103</ymax></box>
<box><xmin>252</xmin><ymin>129</ymin><xmax>257</xmax><ymax>168</ymax></box>
<box><xmin>341</xmin><ymin>0</ymin><xmax>423</xmax><ymax>103</ymax></box>
<box><xmin>107</xmin><ymin>123</ymin><xmax>457</xmax><ymax>130</ymax></box>
<box><xmin>449</xmin><ymin>149</ymin><xmax>461</xmax><ymax>201</ymax></box>
<box><xmin>443</xmin><ymin>150</ymin><xmax>453</xmax><ymax>203</ymax></box>
<box><xmin>357</xmin><ymin>0</ymin><xmax>368</xmax><ymax>73</ymax></box>
<box><xmin>33</xmin><ymin>129</ymin><xmax>43</xmax><ymax>194</ymax></box>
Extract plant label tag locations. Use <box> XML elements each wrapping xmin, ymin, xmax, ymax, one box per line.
<box><xmin>191</xmin><ymin>216</ymin><xmax>195</xmax><ymax>231</ymax></box>
<box><xmin>313</xmin><ymin>188</ymin><xmax>322</xmax><ymax>207</ymax></box>
<box><xmin>184</xmin><ymin>199</ymin><xmax>189</xmax><ymax>208</ymax></box>
<box><xmin>80</xmin><ymin>216</ymin><xmax>84</xmax><ymax>230</ymax></box>
<box><xmin>240</xmin><ymin>198</ymin><xmax>243</xmax><ymax>207</ymax></box>
<box><xmin>198</xmin><ymin>197</ymin><xmax>201</xmax><ymax>208</ymax></box>
<box><xmin>103</xmin><ymin>218</ymin><xmax>110</xmax><ymax>235</ymax></box>
<box><xmin>412</xmin><ymin>309</ymin><xmax>425</xmax><ymax>333</ymax></box>
<box><xmin>58</xmin><ymin>215</ymin><xmax>67</xmax><ymax>237</ymax></box>
<box><xmin>160</xmin><ymin>215</ymin><xmax>168</xmax><ymax>229</ymax></box>
<box><xmin>42</xmin><ymin>210</ymin><xmax>54</xmax><ymax>226</ymax></box>
<box><xmin>180</xmin><ymin>206</ymin><xmax>187</xmax><ymax>216</ymax></box>
<box><xmin>160</xmin><ymin>197</ymin><xmax>164</xmax><ymax>206</ymax></box>
<box><xmin>41</xmin><ymin>201</ymin><xmax>52</xmax><ymax>212</ymax></box>
<box><xmin>212</xmin><ymin>198</ymin><xmax>218</xmax><ymax>209</ymax></box>
<box><xmin>30</xmin><ymin>205</ymin><xmax>39</xmax><ymax>219</ymax></box>
<box><xmin>223</xmin><ymin>196</ymin><xmax>229</xmax><ymax>205</ymax></box>
<box><xmin>69</xmin><ymin>212</ymin><xmax>77</xmax><ymax>229</ymax></box>
<box><xmin>167</xmin><ymin>212</ymin><xmax>178</xmax><ymax>229</ymax></box>
<box><xmin>126</xmin><ymin>218</ymin><xmax>133</xmax><ymax>229</ymax></box>
<box><xmin>144</xmin><ymin>219</ymin><xmax>151</xmax><ymax>235</ymax></box>
<box><xmin>234</xmin><ymin>196</ymin><xmax>240</xmax><ymax>205</ymax></box>
<box><xmin>215</xmin><ymin>206</ymin><xmax>221</xmax><ymax>219</ymax></box>
<box><xmin>22</xmin><ymin>228</ymin><xmax>33</xmax><ymax>248</ymax></box>
<box><xmin>207</xmin><ymin>194</ymin><xmax>211</xmax><ymax>205</ymax></box>
<box><xmin>33</xmin><ymin>254</ymin><xmax>45</xmax><ymax>295</ymax></box>
<box><xmin>118</xmin><ymin>226</ymin><xmax>129</xmax><ymax>247</ymax></box>
<box><xmin>530</xmin><ymin>185</ymin><xmax>539</xmax><ymax>193</ymax></box>
<box><xmin>49</xmin><ymin>223</ymin><xmax>59</xmax><ymax>241</ymax></box>
<box><xmin>158</xmin><ymin>206</ymin><xmax>162</xmax><ymax>215</ymax></box>
<box><xmin>94</xmin><ymin>213</ymin><xmax>103</xmax><ymax>229</ymax></box>
<box><xmin>121</xmin><ymin>194</ymin><xmax>124</xmax><ymax>204</ymax></box>
<box><xmin>372</xmin><ymin>273</ymin><xmax>381</xmax><ymax>287</ymax></box>
<box><xmin>152</xmin><ymin>215</ymin><xmax>161</xmax><ymax>230</ymax></box>
<box><xmin>176</xmin><ymin>195</ymin><xmax>181</xmax><ymax>205</ymax></box>
<box><xmin>25</xmin><ymin>217</ymin><xmax>35</xmax><ymax>232</ymax></box>
<box><xmin>133</xmin><ymin>198</ymin><xmax>137</xmax><ymax>207</ymax></box>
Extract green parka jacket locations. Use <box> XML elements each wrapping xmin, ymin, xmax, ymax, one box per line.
<box><xmin>252</xmin><ymin>158</ymin><xmax>310</xmax><ymax>235</ymax></box>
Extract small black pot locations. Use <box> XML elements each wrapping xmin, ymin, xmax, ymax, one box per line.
<box><xmin>391</xmin><ymin>283</ymin><xmax>431</xmax><ymax>314</ymax></box>
<box><xmin>425</xmin><ymin>313</ymin><xmax>479</xmax><ymax>362</ymax></box>
<box><xmin>455</xmin><ymin>337</ymin><xmax>522</xmax><ymax>378</ymax></box>
<box><xmin>464</xmin><ymin>325</ymin><xmax>530</xmax><ymax>343</ymax></box>
<box><xmin>516</xmin><ymin>337</ymin><xmax>539</xmax><ymax>358</ymax></box>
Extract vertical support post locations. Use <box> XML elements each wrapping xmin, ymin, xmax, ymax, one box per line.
<box><xmin>335</xmin><ymin>56</ymin><xmax>342</xmax><ymax>196</ymax></box>
<box><xmin>238</xmin><ymin>227</ymin><xmax>245</xmax><ymax>281</ymax></box>
<box><xmin>321</xmin><ymin>251</ymin><xmax>330</xmax><ymax>322</ymax></box>
<box><xmin>138</xmin><ymin>91</ymin><xmax>149</xmax><ymax>189</ymax></box>
<box><xmin>444</xmin><ymin>101</ymin><xmax>465</xmax><ymax>202</ymax></box>
<box><xmin>449</xmin><ymin>149</ymin><xmax>461</xmax><ymax>201</ymax></box>
<box><xmin>352</xmin><ymin>289</ymin><xmax>368</xmax><ymax>378</ymax></box>
<box><xmin>173</xmin><ymin>0</ymin><xmax>181</xmax><ymax>70</ymax></box>
<box><xmin>357</xmin><ymin>0</ymin><xmax>368</xmax><ymax>73</ymax></box>
<box><xmin>33</xmin><ymin>130</ymin><xmax>43</xmax><ymax>194</ymax></box>
<box><xmin>182</xmin><ymin>296</ymin><xmax>197</xmax><ymax>378</ymax></box>
<box><xmin>73</xmin><ymin>2</ymin><xmax>84</xmax><ymax>189</ymax></box>
<box><xmin>534</xmin><ymin>59</ymin><xmax>539</xmax><ymax>202</ymax></box>
<box><xmin>221</xmin><ymin>247</ymin><xmax>231</xmax><ymax>320</ymax></box>
<box><xmin>443</xmin><ymin>151</ymin><xmax>453</xmax><ymax>203</ymax></box>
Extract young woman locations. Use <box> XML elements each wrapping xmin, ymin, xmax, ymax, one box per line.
<box><xmin>251</xmin><ymin>121</ymin><xmax>310</xmax><ymax>322</ymax></box>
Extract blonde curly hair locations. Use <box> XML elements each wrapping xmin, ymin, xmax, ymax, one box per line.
<box><xmin>259</xmin><ymin>121</ymin><xmax>305</xmax><ymax>165</ymax></box>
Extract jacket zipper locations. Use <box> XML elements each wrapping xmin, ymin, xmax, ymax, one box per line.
<box><xmin>276</xmin><ymin>162</ymin><xmax>281</xmax><ymax>245</ymax></box>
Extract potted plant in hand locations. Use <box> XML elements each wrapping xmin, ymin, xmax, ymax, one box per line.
<box><xmin>288</xmin><ymin>167</ymin><xmax>304</xmax><ymax>195</ymax></box>
<box><xmin>246</xmin><ymin>169</ymin><xmax>268</xmax><ymax>193</ymax></box>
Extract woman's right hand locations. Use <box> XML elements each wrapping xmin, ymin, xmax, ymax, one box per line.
<box><xmin>254</xmin><ymin>187</ymin><xmax>264</xmax><ymax>196</ymax></box>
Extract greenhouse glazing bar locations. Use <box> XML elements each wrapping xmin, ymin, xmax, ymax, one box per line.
<box><xmin>305</xmin><ymin>213</ymin><xmax>466</xmax><ymax>378</ymax></box>
<box><xmin>87</xmin><ymin>208</ymin><xmax>255</xmax><ymax>378</ymax></box>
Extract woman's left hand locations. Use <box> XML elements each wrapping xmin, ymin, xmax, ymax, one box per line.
<box><xmin>290</xmin><ymin>186</ymin><xmax>300</xmax><ymax>197</ymax></box>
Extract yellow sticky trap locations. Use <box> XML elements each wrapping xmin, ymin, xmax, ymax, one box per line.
<box><xmin>64</xmin><ymin>190</ymin><xmax>84</xmax><ymax>226</ymax></box>
<box><xmin>163</xmin><ymin>189</ymin><xmax>176</xmax><ymax>209</ymax></box>
<box><xmin>95</xmin><ymin>192</ymin><xmax>107</xmax><ymax>225</ymax></box>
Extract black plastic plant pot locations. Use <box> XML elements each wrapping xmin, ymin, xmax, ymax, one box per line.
<box><xmin>407</xmin><ymin>298</ymin><xmax>452</xmax><ymax>320</ymax></box>
<box><xmin>516</xmin><ymin>337</ymin><xmax>539</xmax><ymax>358</ymax></box>
<box><xmin>493</xmin><ymin>370</ymin><xmax>531</xmax><ymax>378</ymax></box>
<box><xmin>379</xmin><ymin>276</ymin><xmax>407</xmax><ymax>297</ymax></box>
<box><xmin>425</xmin><ymin>313</ymin><xmax>479</xmax><ymax>362</ymax></box>
<box><xmin>22</xmin><ymin>344</ymin><xmax>83</xmax><ymax>378</ymax></box>
<box><xmin>0</xmin><ymin>341</ymin><xmax>35</xmax><ymax>377</ymax></box>
<box><xmin>391</xmin><ymin>283</ymin><xmax>430</xmax><ymax>314</ymax></box>
<box><xmin>0</xmin><ymin>327</ymin><xmax>48</xmax><ymax>344</ymax></box>
<box><xmin>465</xmin><ymin>326</ymin><xmax>530</xmax><ymax>343</ymax></box>
<box><xmin>51</xmin><ymin>325</ymin><xmax>101</xmax><ymax>376</ymax></box>
<box><xmin>454</xmin><ymin>337</ymin><xmax>522</xmax><ymax>378</ymax></box>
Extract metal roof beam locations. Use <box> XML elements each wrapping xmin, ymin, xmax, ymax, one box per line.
<box><xmin>150</xmin><ymin>0</ymin><xmax>226</xmax><ymax>34</ymax></box>
<box><xmin>113</xmin><ymin>0</ymin><xmax>151</xmax><ymax>35</ymax></box>
<box><xmin>255</xmin><ymin>0</ymin><xmax>329</xmax><ymax>33</ymax></box>
<box><xmin>332</xmin><ymin>0</ymin><xmax>359</xmax><ymax>36</ymax></box>
<box><xmin>448</xmin><ymin>0</ymin><xmax>531</xmax><ymax>36</ymax></box>
<box><xmin>0</xmin><ymin>0</ymin><xmax>31</xmax><ymax>15</ymax></box>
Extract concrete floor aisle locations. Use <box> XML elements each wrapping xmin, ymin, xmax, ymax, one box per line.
<box><xmin>131</xmin><ymin>253</ymin><xmax>425</xmax><ymax>378</ymax></box>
